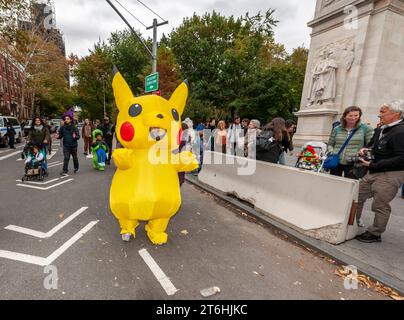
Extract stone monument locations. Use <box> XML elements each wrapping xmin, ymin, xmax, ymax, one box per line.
<box><xmin>294</xmin><ymin>0</ymin><xmax>404</xmax><ymax>146</ymax></box>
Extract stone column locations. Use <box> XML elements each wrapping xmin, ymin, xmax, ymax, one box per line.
<box><xmin>294</xmin><ymin>0</ymin><xmax>404</xmax><ymax>146</ymax></box>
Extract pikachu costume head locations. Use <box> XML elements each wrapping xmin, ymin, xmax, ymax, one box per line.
<box><xmin>110</xmin><ymin>66</ymin><xmax>199</xmax><ymax>245</ymax></box>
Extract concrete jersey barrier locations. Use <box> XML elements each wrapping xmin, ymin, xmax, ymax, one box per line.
<box><xmin>198</xmin><ymin>151</ymin><xmax>359</xmax><ymax>244</ymax></box>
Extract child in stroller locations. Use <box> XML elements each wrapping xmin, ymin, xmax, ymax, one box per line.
<box><xmin>295</xmin><ymin>141</ymin><xmax>327</xmax><ymax>172</ymax></box>
<box><xmin>22</xmin><ymin>143</ymin><xmax>48</xmax><ymax>181</ymax></box>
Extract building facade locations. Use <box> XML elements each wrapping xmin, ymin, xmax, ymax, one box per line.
<box><xmin>294</xmin><ymin>0</ymin><xmax>404</xmax><ymax>146</ymax></box>
<box><xmin>0</xmin><ymin>52</ymin><xmax>29</xmax><ymax>119</ymax></box>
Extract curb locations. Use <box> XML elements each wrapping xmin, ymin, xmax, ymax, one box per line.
<box><xmin>185</xmin><ymin>175</ymin><xmax>404</xmax><ymax>296</ymax></box>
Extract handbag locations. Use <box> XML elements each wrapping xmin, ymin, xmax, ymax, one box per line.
<box><xmin>323</xmin><ymin>127</ymin><xmax>359</xmax><ymax>170</ymax></box>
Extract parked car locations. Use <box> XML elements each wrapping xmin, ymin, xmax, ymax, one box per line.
<box><xmin>23</xmin><ymin>119</ymin><xmax>32</xmax><ymax>137</ymax></box>
<box><xmin>0</xmin><ymin>116</ymin><xmax>22</xmax><ymax>147</ymax></box>
<box><xmin>49</xmin><ymin>119</ymin><xmax>61</xmax><ymax>133</ymax></box>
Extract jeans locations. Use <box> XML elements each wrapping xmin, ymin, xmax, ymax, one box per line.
<box><xmin>278</xmin><ymin>152</ymin><xmax>286</xmax><ymax>165</ymax></box>
<box><xmin>97</xmin><ymin>148</ymin><xmax>106</xmax><ymax>164</ymax></box>
<box><xmin>63</xmin><ymin>146</ymin><xmax>79</xmax><ymax>172</ymax></box>
<box><xmin>8</xmin><ymin>136</ymin><xmax>15</xmax><ymax>148</ymax></box>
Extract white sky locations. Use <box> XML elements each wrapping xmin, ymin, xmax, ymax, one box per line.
<box><xmin>52</xmin><ymin>0</ymin><xmax>317</xmax><ymax>58</ymax></box>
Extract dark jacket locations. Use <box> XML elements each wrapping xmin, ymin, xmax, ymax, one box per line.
<box><xmin>256</xmin><ymin>130</ymin><xmax>290</xmax><ymax>164</ymax></box>
<box><xmin>6</xmin><ymin>126</ymin><xmax>16</xmax><ymax>137</ymax></box>
<box><xmin>368</xmin><ymin>120</ymin><xmax>404</xmax><ymax>173</ymax></box>
<box><xmin>101</xmin><ymin>123</ymin><xmax>115</xmax><ymax>143</ymax></box>
<box><xmin>59</xmin><ymin>123</ymin><xmax>80</xmax><ymax>148</ymax></box>
<box><xmin>28</xmin><ymin>126</ymin><xmax>50</xmax><ymax>146</ymax></box>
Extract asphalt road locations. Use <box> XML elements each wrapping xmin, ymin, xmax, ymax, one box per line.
<box><xmin>0</xmin><ymin>139</ymin><xmax>388</xmax><ymax>300</ymax></box>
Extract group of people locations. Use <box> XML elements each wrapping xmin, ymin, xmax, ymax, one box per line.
<box><xmin>325</xmin><ymin>101</ymin><xmax>404</xmax><ymax>243</ymax></box>
<box><xmin>18</xmin><ymin>115</ymin><xmax>116</xmax><ymax>176</ymax></box>
<box><xmin>180</xmin><ymin>116</ymin><xmax>297</xmax><ymax>171</ymax></box>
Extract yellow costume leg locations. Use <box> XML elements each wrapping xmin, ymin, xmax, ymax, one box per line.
<box><xmin>119</xmin><ymin>219</ymin><xmax>139</xmax><ymax>237</ymax></box>
<box><xmin>145</xmin><ymin>218</ymin><xmax>170</xmax><ymax>245</ymax></box>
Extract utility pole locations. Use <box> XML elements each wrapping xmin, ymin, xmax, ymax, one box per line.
<box><xmin>105</xmin><ymin>0</ymin><xmax>168</xmax><ymax>75</ymax></box>
<box><xmin>147</xmin><ymin>18</ymin><xmax>168</xmax><ymax>74</ymax></box>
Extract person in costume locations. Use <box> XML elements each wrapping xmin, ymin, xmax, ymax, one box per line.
<box><xmin>91</xmin><ymin>129</ymin><xmax>108</xmax><ymax>171</ymax></box>
<box><xmin>110</xmin><ymin>66</ymin><xmax>199</xmax><ymax>245</ymax></box>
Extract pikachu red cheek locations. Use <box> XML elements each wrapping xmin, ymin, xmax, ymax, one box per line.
<box><xmin>120</xmin><ymin>121</ymin><xmax>135</xmax><ymax>142</ymax></box>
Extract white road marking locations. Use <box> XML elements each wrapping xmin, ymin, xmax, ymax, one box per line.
<box><xmin>5</xmin><ymin>207</ymin><xmax>88</xmax><ymax>239</ymax></box>
<box><xmin>0</xmin><ymin>220</ymin><xmax>98</xmax><ymax>266</ymax></box>
<box><xmin>0</xmin><ymin>145</ymin><xmax>23</xmax><ymax>154</ymax></box>
<box><xmin>15</xmin><ymin>174</ymin><xmax>70</xmax><ymax>185</ymax></box>
<box><xmin>0</xmin><ymin>151</ymin><xmax>21</xmax><ymax>161</ymax></box>
<box><xmin>47</xmin><ymin>150</ymin><xmax>58</xmax><ymax>160</ymax></box>
<box><xmin>48</xmin><ymin>162</ymin><xmax>62</xmax><ymax>168</ymax></box>
<box><xmin>138</xmin><ymin>248</ymin><xmax>178</xmax><ymax>296</ymax></box>
<box><xmin>16</xmin><ymin>178</ymin><xmax>73</xmax><ymax>190</ymax></box>
<box><xmin>48</xmin><ymin>161</ymin><xmax>62</xmax><ymax>165</ymax></box>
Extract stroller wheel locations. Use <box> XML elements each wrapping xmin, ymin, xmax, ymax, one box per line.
<box><xmin>21</xmin><ymin>176</ymin><xmax>25</xmax><ymax>182</ymax></box>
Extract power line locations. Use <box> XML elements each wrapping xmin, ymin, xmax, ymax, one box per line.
<box><xmin>114</xmin><ymin>0</ymin><xmax>147</xmax><ymax>28</ymax></box>
<box><xmin>136</xmin><ymin>0</ymin><xmax>167</xmax><ymax>23</ymax></box>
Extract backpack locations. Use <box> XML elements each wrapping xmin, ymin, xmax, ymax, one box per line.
<box><xmin>256</xmin><ymin>129</ymin><xmax>282</xmax><ymax>153</ymax></box>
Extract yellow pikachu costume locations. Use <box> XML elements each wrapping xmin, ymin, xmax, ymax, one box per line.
<box><xmin>110</xmin><ymin>67</ymin><xmax>199</xmax><ymax>245</ymax></box>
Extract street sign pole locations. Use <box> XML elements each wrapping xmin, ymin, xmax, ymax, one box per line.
<box><xmin>147</xmin><ymin>19</ymin><xmax>168</xmax><ymax>75</ymax></box>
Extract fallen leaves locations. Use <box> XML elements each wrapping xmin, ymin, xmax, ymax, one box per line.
<box><xmin>180</xmin><ymin>230</ymin><xmax>189</xmax><ymax>235</ymax></box>
<box><xmin>335</xmin><ymin>266</ymin><xmax>404</xmax><ymax>300</ymax></box>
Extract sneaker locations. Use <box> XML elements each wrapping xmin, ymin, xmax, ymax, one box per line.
<box><xmin>355</xmin><ymin>231</ymin><xmax>381</xmax><ymax>243</ymax></box>
<box><xmin>60</xmin><ymin>171</ymin><xmax>68</xmax><ymax>176</ymax></box>
<box><xmin>106</xmin><ymin>160</ymin><xmax>111</xmax><ymax>165</ymax></box>
<box><xmin>84</xmin><ymin>152</ymin><xmax>88</xmax><ymax>156</ymax></box>
<box><xmin>74</xmin><ymin>169</ymin><xmax>79</xmax><ymax>173</ymax></box>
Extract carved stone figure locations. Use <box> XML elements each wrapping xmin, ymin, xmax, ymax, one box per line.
<box><xmin>307</xmin><ymin>50</ymin><xmax>338</xmax><ymax>105</ymax></box>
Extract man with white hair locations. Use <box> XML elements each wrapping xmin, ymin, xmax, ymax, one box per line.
<box><xmin>355</xmin><ymin>100</ymin><xmax>404</xmax><ymax>243</ymax></box>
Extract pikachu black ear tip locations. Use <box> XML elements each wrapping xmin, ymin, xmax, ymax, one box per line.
<box><xmin>112</xmin><ymin>65</ymin><xmax>119</xmax><ymax>77</ymax></box>
<box><xmin>183</xmin><ymin>79</ymin><xmax>189</xmax><ymax>87</ymax></box>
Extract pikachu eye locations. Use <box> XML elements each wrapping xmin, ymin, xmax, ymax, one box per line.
<box><xmin>171</xmin><ymin>109</ymin><xmax>179</xmax><ymax>121</ymax></box>
<box><xmin>129</xmin><ymin>104</ymin><xmax>142</xmax><ymax>117</ymax></box>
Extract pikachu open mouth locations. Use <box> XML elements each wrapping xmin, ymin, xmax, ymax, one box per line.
<box><xmin>149</xmin><ymin>127</ymin><xmax>167</xmax><ymax>141</ymax></box>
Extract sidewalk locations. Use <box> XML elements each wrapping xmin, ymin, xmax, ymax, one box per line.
<box><xmin>186</xmin><ymin>156</ymin><xmax>404</xmax><ymax>295</ymax></box>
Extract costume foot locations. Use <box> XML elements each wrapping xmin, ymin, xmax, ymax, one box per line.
<box><xmin>121</xmin><ymin>233</ymin><xmax>132</xmax><ymax>242</ymax></box>
<box><xmin>145</xmin><ymin>225</ymin><xmax>168</xmax><ymax>245</ymax></box>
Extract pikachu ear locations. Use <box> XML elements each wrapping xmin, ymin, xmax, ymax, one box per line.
<box><xmin>169</xmin><ymin>80</ymin><xmax>189</xmax><ymax>117</ymax></box>
<box><xmin>112</xmin><ymin>66</ymin><xmax>133</xmax><ymax>112</ymax></box>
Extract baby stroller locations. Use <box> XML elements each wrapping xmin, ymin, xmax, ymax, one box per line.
<box><xmin>21</xmin><ymin>143</ymin><xmax>48</xmax><ymax>182</ymax></box>
<box><xmin>295</xmin><ymin>141</ymin><xmax>328</xmax><ymax>173</ymax></box>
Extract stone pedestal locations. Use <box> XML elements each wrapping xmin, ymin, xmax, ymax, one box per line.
<box><xmin>294</xmin><ymin>0</ymin><xmax>404</xmax><ymax>146</ymax></box>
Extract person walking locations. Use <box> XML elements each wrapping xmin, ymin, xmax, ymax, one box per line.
<box><xmin>58</xmin><ymin>115</ymin><xmax>80</xmax><ymax>175</ymax></box>
<box><xmin>101</xmin><ymin>117</ymin><xmax>115</xmax><ymax>165</ymax></box>
<box><xmin>327</xmin><ymin>106</ymin><xmax>374</xmax><ymax>179</ymax></box>
<box><xmin>81</xmin><ymin>119</ymin><xmax>93</xmax><ymax>155</ymax></box>
<box><xmin>6</xmin><ymin>123</ymin><xmax>16</xmax><ymax>149</ymax></box>
<box><xmin>28</xmin><ymin>117</ymin><xmax>50</xmax><ymax>147</ymax></box>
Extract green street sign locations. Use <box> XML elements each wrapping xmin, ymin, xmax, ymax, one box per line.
<box><xmin>145</xmin><ymin>72</ymin><xmax>159</xmax><ymax>93</ymax></box>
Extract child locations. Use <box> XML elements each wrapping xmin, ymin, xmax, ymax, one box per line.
<box><xmin>25</xmin><ymin>144</ymin><xmax>44</xmax><ymax>173</ymax></box>
<box><xmin>91</xmin><ymin>129</ymin><xmax>108</xmax><ymax>171</ymax></box>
